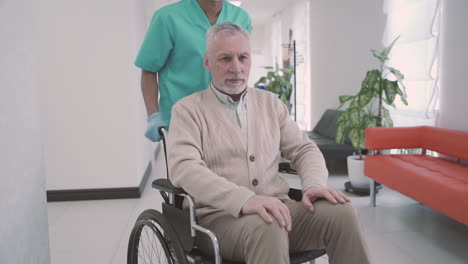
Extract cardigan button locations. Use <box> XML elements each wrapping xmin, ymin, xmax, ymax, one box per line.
<box><xmin>252</xmin><ymin>179</ymin><xmax>259</xmax><ymax>186</ymax></box>
<box><xmin>249</xmin><ymin>155</ymin><xmax>255</xmax><ymax>162</ymax></box>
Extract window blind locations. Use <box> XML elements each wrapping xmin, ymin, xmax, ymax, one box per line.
<box><xmin>382</xmin><ymin>0</ymin><xmax>441</xmax><ymax>126</ymax></box>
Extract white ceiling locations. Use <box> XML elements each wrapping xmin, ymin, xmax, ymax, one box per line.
<box><xmin>239</xmin><ymin>0</ymin><xmax>294</xmax><ymax>24</ymax></box>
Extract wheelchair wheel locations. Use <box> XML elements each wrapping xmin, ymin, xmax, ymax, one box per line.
<box><xmin>128</xmin><ymin>209</ymin><xmax>187</xmax><ymax>264</ymax></box>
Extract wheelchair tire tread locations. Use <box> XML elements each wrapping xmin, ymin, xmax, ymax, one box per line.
<box><xmin>128</xmin><ymin>209</ymin><xmax>188</xmax><ymax>264</ymax></box>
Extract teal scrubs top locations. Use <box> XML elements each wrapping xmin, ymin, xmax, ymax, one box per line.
<box><xmin>135</xmin><ymin>0</ymin><xmax>252</xmax><ymax>125</ymax></box>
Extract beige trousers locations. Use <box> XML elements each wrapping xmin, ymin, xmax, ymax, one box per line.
<box><xmin>196</xmin><ymin>200</ymin><xmax>371</xmax><ymax>264</ymax></box>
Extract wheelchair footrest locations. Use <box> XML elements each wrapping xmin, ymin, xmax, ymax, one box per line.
<box><xmin>290</xmin><ymin>249</ymin><xmax>327</xmax><ymax>264</ymax></box>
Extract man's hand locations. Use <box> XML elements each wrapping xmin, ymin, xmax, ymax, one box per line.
<box><xmin>302</xmin><ymin>186</ymin><xmax>351</xmax><ymax>212</ymax></box>
<box><xmin>242</xmin><ymin>195</ymin><xmax>292</xmax><ymax>232</ymax></box>
<box><xmin>145</xmin><ymin>112</ymin><xmax>166</xmax><ymax>142</ymax></box>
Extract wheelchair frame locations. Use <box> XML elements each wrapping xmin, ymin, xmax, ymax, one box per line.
<box><xmin>127</xmin><ymin>127</ymin><xmax>326</xmax><ymax>264</ymax></box>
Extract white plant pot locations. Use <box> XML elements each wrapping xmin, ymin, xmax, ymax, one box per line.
<box><xmin>347</xmin><ymin>155</ymin><xmax>371</xmax><ymax>188</ymax></box>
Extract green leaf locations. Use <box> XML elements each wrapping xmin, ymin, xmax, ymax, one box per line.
<box><xmin>279</xmin><ymin>68</ymin><xmax>293</xmax><ymax>75</ymax></box>
<box><xmin>272</xmin><ymin>82</ymin><xmax>281</xmax><ymax>93</ymax></box>
<box><xmin>395</xmin><ymin>86</ymin><xmax>409</xmax><ymax>105</ymax></box>
<box><xmin>362</xmin><ymin>70</ymin><xmax>381</xmax><ymax>94</ymax></box>
<box><xmin>337</xmin><ymin>111</ymin><xmax>348</xmax><ymax>125</ymax></box>
<box><xmin>254</xmin><ymin>77</ymin><xmax>267</xmax><ymax>88</ymax></box>
<box><xmin>371</xmin><ymin>49</ymin><xmax>386</xmax><ymax>64</ymax></box>
<box><xmin>350</xmin><ymin>98</ymin><xmax>360</xmax><ymax>107</ymax></box>
<box><xmin>339</xmin><ymin>96</ymin><xmax>354</xmax><ymax>104</ymax></box>
<box><xmin>267</xmin><ymin>71</ymin><xmax>275</xmax><ymax>80</ymax></box>
<box><xmin>387</xmin><ymin>67</ymin><xmax>404</xmax><ymax>82</ymax></box>
<box><xmin>280</xmin><ymin>93</ymin><xmax>287</xmax><ymax>102</ymax></box>
<box><xmin>382</xmin><ymin>107</ymin><xmax>393</xmax><ymax>127</ymax></box>
<box><xmin>349</xmin><ymin>128</ymin><xmax>362</xmax><ymax>151</ymax></box>
<box><xmin>365</xmin><ymin>115</ymin><xmax>377</xmax><ymax>128</ymax></box>
<box><xmin>357</xmin><ymin>87</ymin><xmax>374</xmax><ymax>108</ymax></box>
<box><xmin>399</xmin><ymin>81</ymin><xmax>407</xmax><ymax>95</ymax></box>
<box><xmin>400</xmin><ymin>95</ymin><xmax>408</xmax><ymax>105</ymax></box>
<box><xmin>349</xmin><ymin>108</ymin><xmax>362</xmax><ymax>127</ymax></box>
<box><xmin>383</xmin><ymin>80</ymin><xmax>398</xmax><ymax>105</ymax></box>
<box><xmin>371</xmin><ymin>36</ymin><xmax>399</xmax><ymax>64</ymax></box>
<box><xmin>381</xmin><ymin>36</ymin><xmax>400</xmax><ymax>58</ymax></box>
<box><xmin>256</xmin><ymin>62</ymin><xmax>294</xmax><ymax>105</ymax></box>
<box><xmin>395</xmin><ymin>85</ymin><xmax>403</xmax><ymax>96</ymax></box>
<box><xmin>336</xmin><ymin>123</ymin><xmax>346</xmax><ymax>144</ymax></box>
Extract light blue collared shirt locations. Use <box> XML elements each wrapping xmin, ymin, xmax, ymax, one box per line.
<box><xmin>210</xmin><ymin>84</ymin><xmax>248</xmax><ymax>133</ymax></box>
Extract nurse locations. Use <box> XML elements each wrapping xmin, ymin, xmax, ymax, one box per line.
<box><xmin>135</xmin><ymin>0</ymin><xmax>252</xmax><ymax>141</ymax></box>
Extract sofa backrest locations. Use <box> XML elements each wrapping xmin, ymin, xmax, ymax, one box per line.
<box><xmin>313</xmin><ymin>109</ymin><xmax>343</xmax><ymax>139</ymax></box>
<box><xmin>365</xmin><ymin>127</ymin><xmax>422</xmax><ymax>150</ymax></box>
<box><xmin>421</xmin><ymin>126</ymin><xmax>468</xmax><ymax>161</ymax></box>
<box><xmin>366</xmin><ymin>126</ymin><xmax>468</xmax><ymax>161</ymax></box>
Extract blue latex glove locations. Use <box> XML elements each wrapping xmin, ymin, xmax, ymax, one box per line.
<box><xmin>145</xmin><ymin>112</ymin><xmax>166</xmax><ymax>142</ymax></box>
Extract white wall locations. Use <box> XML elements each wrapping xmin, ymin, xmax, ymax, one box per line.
<box><xmin>278</xmin><ymin>0</ymin><xmax>311</xmax><ymax>129</ymax></box>
<box><xmin>0</xmin><ymin>0</ymin><xmax>50</xmax><ymax>263</ymax></box>
<box><xmin>439</xmin><ymin>0</ymin><xmax>468</xmax><ymax>131</ymax></box>
<box><xmin>249</xmin><ymin>23</ymin><xmax>272</xmax><ymax>88</ymax></box>
<box><xmin>35</xmin><ymin>0</ymin><xmax>154</xmax><ymax>190</ymax></box>
<box><xmin>250</xmin><ymin>0</ymin><xmax>312</xmax><ymax>129</ymax></box>
<box><xmin>308</xmin><ymin>0</ymin><xmax>385</xmax><ymax>128</ymax></box>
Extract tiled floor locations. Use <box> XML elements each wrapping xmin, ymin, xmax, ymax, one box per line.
<box><xmin>48</xmin><ymin>154</ymin><xmax>468</xmax><ymax>264</ymax></box>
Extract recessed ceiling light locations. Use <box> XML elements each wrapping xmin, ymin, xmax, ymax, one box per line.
<box><xmin>228</xmin><ymin>1</ymin><xmax>242</xmax><ymax>7</ymax></box>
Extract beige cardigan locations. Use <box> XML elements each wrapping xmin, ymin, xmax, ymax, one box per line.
<box><xmin>168</xmin><ymin>87</ymin><xmax>328</xmax><ymax>218</ymax></box>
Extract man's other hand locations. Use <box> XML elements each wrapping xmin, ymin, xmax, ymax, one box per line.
<box><xmin>302</xmin><ymin>186</ymin><xmax>351</xmax><ymax>212</ymax></box>
<box><xmin>241</xmin><ymin>195</ymin><xmax>291</xmax><ymax>232</ymax></box>
<box><xmin>145</xmin><ymin>112</ymin><xmax>166</xmax><ymax>142</ymax></box>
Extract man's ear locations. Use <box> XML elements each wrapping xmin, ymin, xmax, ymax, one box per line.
<box><xmin>203</xmin><ymin>53</ymin><xmax>210</xmax><ymax>72</ymax></box>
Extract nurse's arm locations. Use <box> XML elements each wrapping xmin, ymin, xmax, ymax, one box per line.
<box><xmin>141</xmin><ymin>69</ymin><xmax>159</xmax><ymax>117</ymax></box>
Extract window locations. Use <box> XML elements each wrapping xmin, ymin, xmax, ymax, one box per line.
<box><xmin>382</xmin><ymin>0</ymin><xmax>441</xmax><ymax>126</ymax></box>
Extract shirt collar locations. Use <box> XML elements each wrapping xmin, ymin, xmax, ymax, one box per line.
<box><xmin>210</xmin><ymin>83</ymin><xmax>248</xmax><ymax>105</ymax></box>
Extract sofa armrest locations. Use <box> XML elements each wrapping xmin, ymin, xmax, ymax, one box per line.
<box><xmin>365</xmin><ymin>127</ymin><xmax>423</xmax><ymax>150</ymax></box>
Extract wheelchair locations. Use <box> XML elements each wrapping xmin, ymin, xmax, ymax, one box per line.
<box><xmin>127</xmin><ymin>127</ymin><xmax>327</xmax><ymax>264</ymax></box>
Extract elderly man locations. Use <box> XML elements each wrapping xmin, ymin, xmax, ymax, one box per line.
<box><xmin>168</xmin><ymin>22</ymin><xmax>371</xmax><ymax>264</ymax></box>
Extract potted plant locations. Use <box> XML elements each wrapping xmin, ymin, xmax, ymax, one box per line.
<box><xmin>254</xmin><ymin>63</ymin><xmax>293</xmax><ymax>109</ymax></box>
<box><xmin>336</xmin><ymin>37</ymin><xmax>408</xmax><ymax>190</ymax></box>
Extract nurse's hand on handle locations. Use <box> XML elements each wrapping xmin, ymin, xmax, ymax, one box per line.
<box><xmin>145</xmin><ymin>112</ymin><xmax>166</xmax><ymax>142</ymax></box>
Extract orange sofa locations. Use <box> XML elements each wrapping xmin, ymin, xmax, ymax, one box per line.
<box><xmin>365</xmin><ymin>126</ymin><xmax>468</xmax><ymax>225</ymax></box>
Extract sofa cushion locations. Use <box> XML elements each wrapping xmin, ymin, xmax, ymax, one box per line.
<box><xmin>305</xmin><ymin>131</ymin><xmax>354</xmax><ymax>160</ymax></box>
<box><xmin>365</xmin><ymin>154</ymin><xmax>468</xmax><ymax>225</ymax></box>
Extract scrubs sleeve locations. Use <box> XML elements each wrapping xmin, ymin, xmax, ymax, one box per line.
<box><xmin>135</xmin><ymin>11</ymin><xmax>174</xmax><ymax>72</ymax></box>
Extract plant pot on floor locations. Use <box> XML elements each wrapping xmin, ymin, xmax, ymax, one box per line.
<box><xmin>345</xmin><ymin>155</ymin><xmax>381</xmax><ymax>195</ymax></box>
<box><xmin>347</xmin><ymin>155</ymin><xmax>369</xmax><ymax>188</ymax></box>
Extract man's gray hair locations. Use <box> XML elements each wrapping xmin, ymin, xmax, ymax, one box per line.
<box><xmin>206</xmin><ymin>21</ymin><xmax>250</xmax><ymax>52</ymax></box>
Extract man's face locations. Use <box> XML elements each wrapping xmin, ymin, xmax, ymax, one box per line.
<box><xmin>204</xmin><ymin>31</ymin><xmax>251</xmax><ymax>96</ymax></box>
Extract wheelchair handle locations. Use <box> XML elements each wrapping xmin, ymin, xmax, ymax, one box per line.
<box><xmin>158</xmin><ymin>126</ymin><xmax>168</xmax><ymax>138</ymax></box>
<box><xmin>158</xmin><ymin>126</ymin><xmax>170</xmax><ymax>180</ymax></box>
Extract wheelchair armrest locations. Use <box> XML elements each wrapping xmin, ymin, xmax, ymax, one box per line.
<box><xmin>152</xmin><ymin>178</ymin><xmax>187</xmax><ymax>195</ymax></box>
